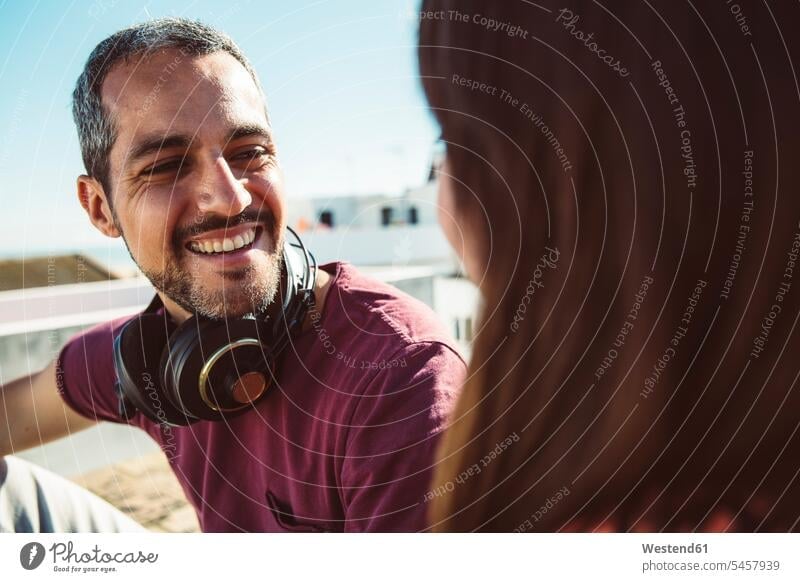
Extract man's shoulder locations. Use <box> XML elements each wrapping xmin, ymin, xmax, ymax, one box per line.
<box><xmin>56</xmin><ymin>312</ymin><xmax>141</xmax><ymax>424</ymax></box>
<box><xmin>65</xmin><ymin>312</ymin><xmax>139</xmax><ymax>351</ymax></box>
<box><xmin>63</xmin><ymin>312</ymin><xmax>138</xmax><ymax>351</ymax></box>
<box><xmin>319</xmin><ymin>264</ymin><xmax>465</xmax><ymax>442</ymax></box>
<box><xmin>58</xmin><ymin>312</ymin><xmax>139</xmax><ymax>399</ymax></box>
<box><xmin>322</xmin><ymin>262</ymin><xmax>463</xmax><ymax>357</ymax></box>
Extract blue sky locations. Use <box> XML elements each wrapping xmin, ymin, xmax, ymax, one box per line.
<box><xmin>0</xmin><ymin>0</ymin><xmax>436</xmax><ymax>255</ymax></box>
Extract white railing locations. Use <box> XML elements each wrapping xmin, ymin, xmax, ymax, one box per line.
<box><xmin>0</xmin><ymin>277</ymin><xmax>154</xmax><ymax>338</ymax></box>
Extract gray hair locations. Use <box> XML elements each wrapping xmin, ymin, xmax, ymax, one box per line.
<box><xmin>72</xmin><ymin>17</ymin><xmax>267</xmax><ymax>196</ymax></box>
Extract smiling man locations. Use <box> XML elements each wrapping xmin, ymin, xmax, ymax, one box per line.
<box><xmin>77</xmin><ymin>34</ymin><xmax>285</xmax><ymax>323</ymax></box>
<box><xmin>0</xmin><ymin>18</ymin><xmax>464</xmax><ymax>532</ymax></box>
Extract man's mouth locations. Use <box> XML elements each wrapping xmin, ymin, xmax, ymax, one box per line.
<box><xmin>186</xmin><ymin>225</ymin><xmax>261</xmax><ymax>255</ymax></box>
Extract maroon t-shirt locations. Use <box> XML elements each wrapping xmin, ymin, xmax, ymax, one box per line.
<box><xmin>57</xmin><ymin>262</ymin><xmax>465</xmax><ymax>532</ymax></box>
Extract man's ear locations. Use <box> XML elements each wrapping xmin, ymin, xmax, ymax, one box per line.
<box><xmin>77</xmin><ymin>175</ymin><xmax>120</xmax><ymax>238</ymax></box>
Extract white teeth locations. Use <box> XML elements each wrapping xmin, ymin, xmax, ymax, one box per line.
<box><xmin>190</xmin><ymin>227</ymin><xmax>257</xmax><ymax>254</ymax></box>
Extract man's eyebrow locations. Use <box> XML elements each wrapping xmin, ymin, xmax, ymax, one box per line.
<box><xmin>128</xmin><ymin>134</ymin><xmax>193</xmax><ymax>164</ymax></box>
<box><xmin>126</xmin><ymin>125</ymin><xmax>272</xmax><ymax>165</ymax></box>
<box><xmin>228</xmin><ymin>124</ymin><xmax>273</xmax><ymax>143</ymax></box>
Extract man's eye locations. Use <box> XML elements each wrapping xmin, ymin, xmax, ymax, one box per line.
<box><xmin>233</xmin><ymin>148</ymin><xmax>269</xmax><ymax>162</ymax></box>
<box><xmin>144</xmin><ymin>159</ymin><xmax>183</xmax><ymax>175</ymax></box>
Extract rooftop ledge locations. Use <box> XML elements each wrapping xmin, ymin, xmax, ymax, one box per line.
<box><xmin>0</xmin><ymin>278</ymin><xmax>154</xmax><ymax>338</ymax></box>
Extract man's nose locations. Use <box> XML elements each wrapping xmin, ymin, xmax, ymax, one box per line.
<box><xmin>194</xmin><ymin>157</ymin><xmax>252</xmax><ymax>217</ymax></box>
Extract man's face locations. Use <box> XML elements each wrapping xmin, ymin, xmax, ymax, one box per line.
<box><xmin>98</xmin><ymin>49</ymin><xmax>285</xmax><ymax>319</ymax></box>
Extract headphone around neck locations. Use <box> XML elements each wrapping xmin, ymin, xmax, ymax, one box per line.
<box><xmin>112</xmin><ymin>226</ymin><xmax>316</xmax><ymax>427</ymax></box>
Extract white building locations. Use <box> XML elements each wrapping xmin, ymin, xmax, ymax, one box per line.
<box><xmin>288</xmin><ymin>166</ymin><xmax>478</xmax><ymax>349</ymax></box>
<box><xmin>304</xmin><ymin>182</ymin><xmax>438</xmax><ymax>231</ymax></box>
<box><xmin>287</xmin><ymin>180</ymin><xmax>446</xmax><ymax>266</ymax></box>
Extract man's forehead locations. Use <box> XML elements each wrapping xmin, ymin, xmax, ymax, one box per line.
<box><xmin>101</xmin><ymin>49</ymin><xmax>268</xmax><ymax>147</ymax></box>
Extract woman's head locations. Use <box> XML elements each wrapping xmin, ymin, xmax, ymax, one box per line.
<box><xmin>420</xmin><ymin>0</ymin><xmax>800</xmax><ymax>531</ymax></box>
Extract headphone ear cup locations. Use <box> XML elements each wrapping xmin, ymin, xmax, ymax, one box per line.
<box><xmin>114</xmin><ymin>313</ymin><xmax>194</xmax><ymax>426</ymax></box>
<box><xmin>161</xmin><ymin>318</ymin><xmax>275</xmax><ymax>421</ymax></box>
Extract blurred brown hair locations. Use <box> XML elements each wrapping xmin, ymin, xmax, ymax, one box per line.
<box><xmin>419</xmin><ymin>0</ymin><xmax>800</xmax><ymax>531</ymax></box>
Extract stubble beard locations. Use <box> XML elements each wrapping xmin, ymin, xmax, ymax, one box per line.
<box><xmin>121</xmin><ymin>221</ymin><xmax>285</xmax><ymax>321</ymax></box>
<box><xmin>145</xmin><ymin>245</ymin><xmax>284</xmax><ymax>320</ymax></box>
